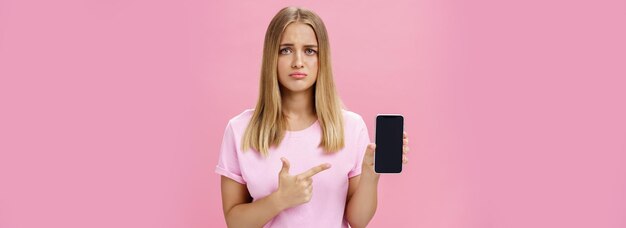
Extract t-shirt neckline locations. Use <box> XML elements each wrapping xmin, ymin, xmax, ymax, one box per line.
<box><xmin>285</xmin><ymin>119</ymin><xmax>319</xmax><ymax>137</ymax></box>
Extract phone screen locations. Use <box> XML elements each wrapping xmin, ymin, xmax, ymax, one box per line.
<box><xmin>375</xmin><ymin>115</ymin><xmax>404</xmax><ymax>173</ymax></box>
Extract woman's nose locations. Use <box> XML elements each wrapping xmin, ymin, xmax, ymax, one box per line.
<box><xmin>291</xmin><ymin>52</ymin><xmax>304</xmax><ymax>68</ymax></box>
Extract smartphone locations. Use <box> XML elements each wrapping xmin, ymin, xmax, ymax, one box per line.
<box><xmin>374</xmin><ymin>114</ymin><xmax>404</xmax><ymax>173</ymax></box>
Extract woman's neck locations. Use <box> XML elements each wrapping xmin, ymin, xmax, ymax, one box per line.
<box><xmin>281</xmin><ymin>88</ymin><xmax>316</xmax><ymax>121</ymax></box>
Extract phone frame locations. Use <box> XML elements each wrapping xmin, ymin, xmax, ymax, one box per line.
<box><xmin>374</xmin><ymin>114</ymin><xmax>404</xmax><ymax>174</ymax></box>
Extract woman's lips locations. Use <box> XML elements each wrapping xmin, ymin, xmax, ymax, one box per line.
<box><xmin>289</xmin><ymin>72</ymin><xmax>307</xmax><ymax>79</ymax></box>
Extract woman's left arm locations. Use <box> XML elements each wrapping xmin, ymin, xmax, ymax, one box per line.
<box><xmin>345</xmin><ymin>132</ymin><xmax>409</xmax><ymax>228</ymax></box>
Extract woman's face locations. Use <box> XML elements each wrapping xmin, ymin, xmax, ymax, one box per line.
<box><xmin>277</xmin><ymin>22</ymin><xmax>319</xmax><ymax>94</ymax></box>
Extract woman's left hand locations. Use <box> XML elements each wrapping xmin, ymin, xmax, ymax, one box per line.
<box><xmin>361</xmin><ymin>131</ymin><xmax>410</xmax><ymax>176</ymax></box>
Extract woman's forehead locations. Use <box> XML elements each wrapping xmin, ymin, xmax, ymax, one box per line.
<box><xmin>280</xmin><ymin>22</ymin><xmax>318</xmax><ymax>46</ymax></box>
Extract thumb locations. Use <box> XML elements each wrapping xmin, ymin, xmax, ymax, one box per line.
<box><xmin>366</xmin><ymin>143</ymin><xmax>376</xmax><ymax>157</ymax></box>
<box><xmin>363</xmin><ymin>143</ymin><xmax>376</xmax><ymax>165</ymax></box>
<box><xmin>280</xmin><ymin>157</ymin><xmax>290</xmax><ymax>175</ymax></box>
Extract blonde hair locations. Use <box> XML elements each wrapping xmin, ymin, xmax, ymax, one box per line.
<box><xmin>242</xmin><ymin>6</ymin><xmax>345</xmax><ymax>157</ymax></box>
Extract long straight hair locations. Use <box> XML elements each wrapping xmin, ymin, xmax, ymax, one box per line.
<box><xmin>242</xmin><ymin>6</ymin><xmax>345</xmax><ymax>157</ymax></box>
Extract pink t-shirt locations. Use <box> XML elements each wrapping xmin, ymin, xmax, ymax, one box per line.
<box><xmin>215</xmin><ymin>109</ymin><xmax>370</xmax><ymax>228</ymax></box>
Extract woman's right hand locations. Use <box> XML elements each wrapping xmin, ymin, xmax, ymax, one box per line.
<box><xmin>274</xmin><ymin>157</ymin><xmax>331</xmax><ymax>209</ymax></box>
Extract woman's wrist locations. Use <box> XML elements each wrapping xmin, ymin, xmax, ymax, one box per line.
<box><xmin>360</xmin><ymin>166</ymin><xmax>381</xmax><ymax>183</ymax></box>
<box><xmin>268</xmin><ymin>190</ymin><xmax>289</xmax><ymax>212</ymax></box>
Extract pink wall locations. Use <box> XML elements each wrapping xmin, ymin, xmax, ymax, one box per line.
<box><xmin>1</xmin><ymin>0</ymin><xmax>625</xmax><ymax>227</ymax></box>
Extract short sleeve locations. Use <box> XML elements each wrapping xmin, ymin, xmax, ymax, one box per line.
<box><xmin>215</xmin><ymin>121</ymin><xmax>246</xmax><ymax>184</ymax></box>
<box><xmin>348</xmin><ymin>117</ymin><xmax>370</xmax><ymax>178</ymax></box>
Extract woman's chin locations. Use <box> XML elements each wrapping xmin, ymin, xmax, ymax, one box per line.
<box><xmin>282</xmin><ymin>85</ymin><xmax>314</xmax><ymax>94</ymax></box>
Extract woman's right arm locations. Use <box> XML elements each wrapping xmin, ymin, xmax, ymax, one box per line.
<box><xmin>220</xmin><ymin>157</ymin><xmax>331</xmax><ymax>227</ymax></box>
<box><xmin>221</xmin><ymin>176</ymin><xmax>286</xmax><ymax>228</ymax></box>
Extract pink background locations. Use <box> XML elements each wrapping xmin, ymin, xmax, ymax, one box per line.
<box><xmin>1</xmin><ymin>0</ymin><xmax>625</xmax><ymax>227</ymax></box>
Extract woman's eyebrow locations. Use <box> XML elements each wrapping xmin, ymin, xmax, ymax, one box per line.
<box><xmin>279</xmin><ymin>43</ymin><xmax>318</xmax><ymax>48</ymax></box>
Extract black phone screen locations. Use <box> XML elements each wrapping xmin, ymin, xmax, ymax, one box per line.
<box><xmin>374</xmin><ymin>115</ymin><xmax>404</xmax><ymax>173</ymax></box>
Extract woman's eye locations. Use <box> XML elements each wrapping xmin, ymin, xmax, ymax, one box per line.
<box><xmin>279</xmin><ymin>48</ymin><xmax>292</xmax><ymax>55</ymax></box>
<box><xmin>305</xmin><ymin>49</ymin><xmax>318</xmax><ymax>55</ymax></box>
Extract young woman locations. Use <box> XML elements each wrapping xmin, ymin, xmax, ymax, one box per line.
<box><xmin>215</xmin><ymin>6</ymin><xmax>410</xmax><ymax>228</ymax></box>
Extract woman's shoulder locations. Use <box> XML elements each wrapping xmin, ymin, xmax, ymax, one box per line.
<box><xmin>226</xmin><ymin>109</ymin><xmax>255</xmax><ymax>131</ymax></box>
<box><xmin>341</xmin><ymin>109</ymin><xmax>366</xmax><ymax>127</ymax></box>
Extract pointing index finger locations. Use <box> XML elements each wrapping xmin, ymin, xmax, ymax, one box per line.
<box><xmin>298</xmin><ymin>163</ymin><xmax>331</xmax><ymax>179</ymax></box>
